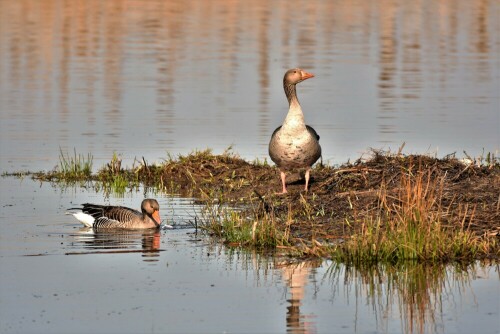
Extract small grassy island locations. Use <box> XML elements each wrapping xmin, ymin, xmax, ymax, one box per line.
<box><xmin>6</xmin><ymin>148</ymin><xmax>499</xmax><ymax>264</ymax></box>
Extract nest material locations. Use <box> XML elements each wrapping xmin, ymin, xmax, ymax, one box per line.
<box><xmin>132</xmin><ymin>149</ymin><xmax>499</xmax><ymax>241</ymax></box>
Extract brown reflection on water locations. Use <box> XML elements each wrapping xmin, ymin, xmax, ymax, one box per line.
<box><xmin>246</xmin><ymin>254</ymin><xmax>491</xmax><ymax>334</ymax></box>
<box><xmin>0</xmin><ymin>0</ymin><xmax>497</xmax><ymax>163</ymax></box>
<box><xmin>374</xmin><ymin>0</ymin><xmax>496</xmax><ymax>139</ymax></box>
<box><xmin>69</xmin><ymin>228</ymin><xmax>162</xmax><ymax>261</ymax></box>
<box><xmin>471</xmin><ymin>0</ymin><xmax>493</xmax><ymax>80</ymax></box>
<box><xmin>376</xmin><ymin>0</ymin><xmax>400</xmax><ymax>141</ymax></box>
<box><xmin>276</xmin><ymin>260</ymin><xmax>322</xmax><ymax>334</ymax></box>
<box><xmin>257</xmin><ymin>3</ymin><xmax>271</xmax><ymax>136</ymax></box>
<box><xmin>148</xmin><ymin>1</ymin><xmax>186</xmax><ymax>143</ymax></box>
<box><xmin>327</xmin><ymin>261</ymin><xmax>494</xmax><ymax>334</ymax></box>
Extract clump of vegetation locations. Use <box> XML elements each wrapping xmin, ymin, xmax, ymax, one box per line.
<box><xmin>190</xmin><ymin>150</ymin><xmax>499</xmax><ymax>263</ymax></box>
<box><xmin>5</xmin><ymin>147</ymin><xmax>500</xmax><ymax>263</ymax></box>
<box><xmin>9</xmin><ymin>148</ymin><xmax>94</xmax><ymax>183</ymax></box>
<box><xmin>95</xmin><ymin>152</ymin><xmax>138</xmax><ymax>195</ymax></box>
<box><xmin>196</xmin><ymin>156</ymin><xmax>498</xmax><ymax>263</ymax></box>
<box><xmin>329</xmin><ymin>161</ymin><xmax>492</xmax><ymax>264</ymax></box>
<box><xmin>198</xmin><ymin>190</ymin><xmax>291</xmax><ymax>249</ymax></box>
<box><xmin>57</xmin><ymin>147</ymin><xmax>93</xmax><ymax>179</ymax></box>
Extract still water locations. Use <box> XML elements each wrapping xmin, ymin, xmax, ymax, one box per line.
<box><xmin>0</xmin><ymin>0</ymin><xmax>498</xmax><ymax>172</ymax></box>
<box><xmin>1</xmin><ymin>177</ymin><xmax>499</xmax><ymax>333</ymax></box>
<box><xmin>0</xmin><ymin>1</ymin><xmax>499</xmax><ymax>333</ymax></box>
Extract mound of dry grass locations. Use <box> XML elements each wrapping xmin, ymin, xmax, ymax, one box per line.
<box><xmin>13</xmin><ymin>148</ymin><xmax>500</xmax><ymax>261</ymax></box>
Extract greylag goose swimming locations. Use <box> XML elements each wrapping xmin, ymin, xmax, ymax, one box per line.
<box><xmin>268</xmin><ymin>68</ymin><xmax>321</xmax><ymax>193</ymax></box>
<box><xmin>69</xmin><ymin>199</ymin><xmax>162</xmax><ymax>229</ymax></box>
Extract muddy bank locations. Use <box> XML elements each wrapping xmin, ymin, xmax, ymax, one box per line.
<box><xmin>18</xmin><ymin>149</ymin><xmax>500</xmax><ymax>256</ymax></box>
<box><xmin>117</xmin><ymin>150</ymin><xmax>499</xmax><ymax>244</ymax></box>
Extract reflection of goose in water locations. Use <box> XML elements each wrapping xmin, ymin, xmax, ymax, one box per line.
<box><xmin>68</xmin><ymin>199</ymin><xmax>165</xmax><ymax>229</ymax></box>
<box><xmin>276</xmin><ymin>260</ymin><xmax>321</xmax><ymax>334</ymax></box>
<box><xmin>69</xmin><ymin>228</ymin><xmax>162</xmax><ymax>260</ymax></box>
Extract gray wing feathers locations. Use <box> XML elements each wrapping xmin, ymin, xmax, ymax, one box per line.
<box><xmin>306</xmin><ymin>125</ymin><xmax>320</xmax><ymax>141</ymax></box>
<box><xmin>82</xmin><ymin>204</ymin><xmax>141</xmax><ymax>228</ymax></box>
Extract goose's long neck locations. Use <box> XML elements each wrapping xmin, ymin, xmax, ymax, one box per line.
<box><xmin>142</xmin><ymin>209</ymin><xmax>160</xmax><ymax>227</ymax></box>
<box><xmin>283</xmin><ymin>82</ymin><xmax>305</xmax><ymax>130</ymax></box>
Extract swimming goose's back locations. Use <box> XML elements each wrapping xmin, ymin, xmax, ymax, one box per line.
<box><xmin>70</xmin><ymin>199</ymin><xmax>161</xmax><ymax>230</ymax></box>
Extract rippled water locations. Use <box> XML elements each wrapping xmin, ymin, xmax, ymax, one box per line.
<box><xmin>1</xmin><ymin>1</ymin><xmax>499</xmax><ymax>333</ymax></box>
<box><xmin>0</xmin><ymin>0</ymin><xmax>498</xmax><ymax>172</ymax></box>
<box><xmin>1</xmin><ymin>177</ymin><xmax>499</xmax><ymax>334</ymax></box>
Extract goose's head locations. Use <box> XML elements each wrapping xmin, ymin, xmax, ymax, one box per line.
<box><xmin>141</xmin><ymin>198</ymin><xmax>161</xmax><ymax>226</ymax></box>
<box><xmin>284</xmin><ymin>68</ymin><xmax>314</xmax><ymax>85</ymax></box>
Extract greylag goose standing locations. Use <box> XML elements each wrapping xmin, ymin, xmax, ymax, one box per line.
<box><xmin>269</xmin><ymin>68</ymin><xmax>321</xmax><ymax>193</ymax></box>
<box><xmin>69</xmin><ymin>199</ymin><xmax>161</xmax><ymax>229</ymax></box>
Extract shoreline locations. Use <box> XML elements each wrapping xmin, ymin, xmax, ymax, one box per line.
<box><xmin>4</xmin><ymin>148</ymin><xmax>499</xmax><ymax>262</ymax></box>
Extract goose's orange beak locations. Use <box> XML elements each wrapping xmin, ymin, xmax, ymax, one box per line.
<box><xmin>152</xmin><ymin>210</ymin><xmax>161</xmax><ymax>226</ymax></box>
<box><xmin>301</xmin><ymin>71</ymin><xmax>314</xmax><ymax>81</ymax></box>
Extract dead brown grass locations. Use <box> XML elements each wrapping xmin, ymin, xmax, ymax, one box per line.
<box><xmin>129</xmin><ymin>149</ymin><xmax>499</xmax><ymax>260</ymax></box>
<box><xmin>21</xmin><ymin>148</ymin><xmax>500</xmax><ymax>260</ymax></box>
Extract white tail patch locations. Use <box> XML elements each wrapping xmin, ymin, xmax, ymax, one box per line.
<box><xmin>68</xmin><ymin>212</ymin><xmax>95</xmax><ymax>227</ymax></box>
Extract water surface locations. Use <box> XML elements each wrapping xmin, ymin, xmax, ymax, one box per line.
<box><xmin>1</xmin><ymin>177</ymin><xmax>499</xmax><ymax>334</ymax></box>
<box><xmin>0</xmin><ymin>0</ymin><xmax>498</xmax><ymax>172</ymax></box>
<box><xmin>0</xmin><ymin>1</ymin><xmax>499</xmax><ymax>333</ymax></box>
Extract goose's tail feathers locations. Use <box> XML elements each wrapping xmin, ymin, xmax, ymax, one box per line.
<box><xmin>66</xmin><ymin>211</ymin><xmax>95</xmax><ymax>227</ymax></box>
